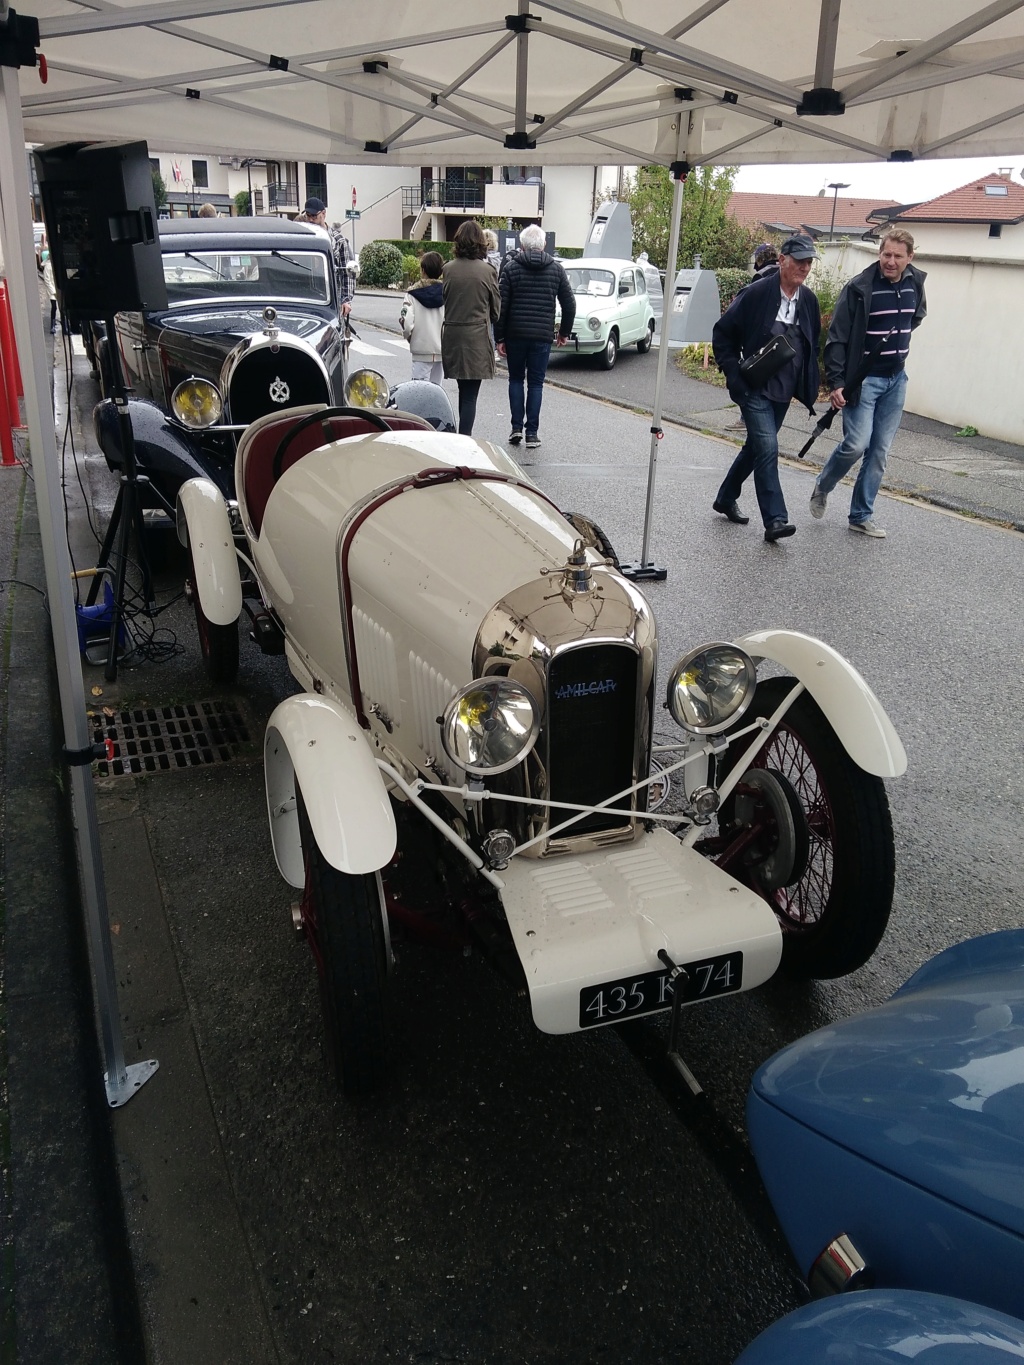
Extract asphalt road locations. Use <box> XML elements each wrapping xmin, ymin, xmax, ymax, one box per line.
<box><xmin>32</xmin><ymin>326</ymin><xmax>1024</xmax><ymax>1363</ymax></box>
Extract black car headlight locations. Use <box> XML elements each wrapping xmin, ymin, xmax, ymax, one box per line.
<box><xmin>171</xmin><ymin>377</ymin><xmax>223</xmax><ymax>429</ymax></box>
<box><xmin>344</xmin><ymin>368</ymin><xmax>390</xmax><ymax>409</ymax></box>
<box><xmin>441</xmin><ymin>679</ymin><xmax>540</xmax><ymax>776</ymax></box>
<box><xmin>666</xmin><ymin>643</ymin><xmax>757</xmax><ymax>734</ymax></box>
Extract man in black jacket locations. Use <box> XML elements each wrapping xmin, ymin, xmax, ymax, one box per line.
<box><xmin>810</xmin><ymin>230</ymin><xmax>927</xmax><ymax>538</ymax></box>
<box><xmin>496</xmin><ymin>224</ymin><xmax>575</xmax><ymax>449</ymax></box>
<box><xmin>711</xmin><ymin>234</ymin><xmax>822</xmax><ymax>541</ymax></box>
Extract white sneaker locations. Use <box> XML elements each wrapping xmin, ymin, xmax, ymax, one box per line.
<box><xmin>809</xmin><ymin>483</ymin><xmax>828</xmax><ymax>519</ymax></box>
<box><xmin>849</xmin><ymin>519</ymin><xmax>886</xmax><ymax>538</ymax></box>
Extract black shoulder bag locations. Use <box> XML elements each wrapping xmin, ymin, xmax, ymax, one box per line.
<box><xmin>738</xmin><ymin>330</ymin><xmax>796</xmax><ymax>388</ymax></box>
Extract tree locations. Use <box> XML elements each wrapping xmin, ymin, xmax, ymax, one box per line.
<box><xmin>151</xmin><ymin>167</ymin><xmax>167</xmax><ymax>211</ymax></box>
<box><xmin>620</xmin><ymin>165</ymin><xmax>758</xmax><ymax>272</ymax></box>
<box><xmin>234</xmin><ymin>189</ymin><xmax>251</xmax><ymax>216</ymax></box>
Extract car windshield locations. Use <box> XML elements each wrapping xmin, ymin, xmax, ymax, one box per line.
<box><xmin>566</xmin><ymin>268</ymin><xmax>616</xmax><ymax>298</ymax></box>
<box><xmin>161</xmin><ymin>250</ymin><xmax>332</xmax><ymax>306</ymax></box>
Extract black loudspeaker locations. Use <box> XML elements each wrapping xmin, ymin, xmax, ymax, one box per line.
<box><xmin>33</xmin><ymin>140</ymin><xmax>167</xmax><ymax>319</ymax></box>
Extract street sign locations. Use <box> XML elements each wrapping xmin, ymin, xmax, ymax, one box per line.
<box><xmin>346</xmin><ymin>209</ymin><xmax>361</xmax><ymax>219</ymax></box>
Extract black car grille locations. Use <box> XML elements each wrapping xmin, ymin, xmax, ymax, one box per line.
<box><xmin>546</xmin><ymin>643</ymin><xmax>641</xmax><ymax>837</ymax></box>
<box><xmin>227</xmin><ymin>347</ymin><xmax>330</xmax><ymax>426</ymax></box>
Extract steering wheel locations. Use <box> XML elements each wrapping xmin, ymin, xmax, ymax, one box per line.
<box><xmin>271</xmin><ymin>406</ymin><xmax>392</xmax><ymax>482</ymax></box>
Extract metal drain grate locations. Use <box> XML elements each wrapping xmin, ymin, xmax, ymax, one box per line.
<box><xmin>90</xmin><ymin>700</ymin><xmax>252</xmax><ymax>777</ymax></box>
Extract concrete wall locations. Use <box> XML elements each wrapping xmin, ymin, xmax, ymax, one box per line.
<box><xmin>326</xmin><ymin>164</ymin><xmax>411</xmax><ymax>252</ymax></box>
<box><xmin>893</xmin><ymin>221</ymin><xmax>1024</xmax><ymax>261</ymax></box>
<box><xmin>819</xmin><ymin>240</ymin><xmax>1024</xmax><ymax>444</ymax></box>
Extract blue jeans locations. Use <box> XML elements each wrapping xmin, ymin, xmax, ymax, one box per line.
<box><xmin>817</xmin><ymin>371</ymin><xmax>908</xmax><ymax>524</ymax></box>
<box><xmin>505</xmin><ymin>338</ymin><xmax>551</xmax><ymax>436</ymax></box>
<box><xmin>717</xmin><ymin>392</ymin><xmax>790</xmax><ymax>526</ymax></box>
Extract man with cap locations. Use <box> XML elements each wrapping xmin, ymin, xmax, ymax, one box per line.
<box><xmin>711</xmin><ymin>233</ymin><xmax>822</xmax><ymax>541</ymax></box>
<box><xmin>303</xmin><ymin>196</ymin><xmax>354</xmax><ymax>318</ymax></box>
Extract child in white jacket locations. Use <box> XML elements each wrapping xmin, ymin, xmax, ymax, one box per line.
<box><xmin>399</xmin><ymin>251</ymin><xmax>444</xmax><ymax>384</ymax></box>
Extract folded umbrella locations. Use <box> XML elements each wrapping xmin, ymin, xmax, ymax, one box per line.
<box><xmin>796</xmin><ymin>326</ymin><xmax>896</xmax><ymax>460</ymax></box>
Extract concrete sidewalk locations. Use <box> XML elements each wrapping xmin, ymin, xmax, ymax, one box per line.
<box><xmin>1</xmin><ymin>327</ymin><xmax>1022</xmax><ymax>1364</ymax></box>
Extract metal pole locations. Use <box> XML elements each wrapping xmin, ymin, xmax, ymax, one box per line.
<box><xmin>621</xmin><ymin>166</ymin><xmax>685</xmax><ymax>581</ymax></box>
<box><xmin>829</xmin><ymin>188</ymin><xmax>838</xmax><ymax>241</ymax></box>
<box><xmin>0</xmin><ymin>65</ymin><xmax>157</xmax><ymax>1107</ymax></box>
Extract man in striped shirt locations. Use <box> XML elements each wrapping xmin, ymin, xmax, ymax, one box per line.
<box><xmin>810</xmin><ymin>230</ymin><xmax>927</xmax><ymax>537</ymax></box>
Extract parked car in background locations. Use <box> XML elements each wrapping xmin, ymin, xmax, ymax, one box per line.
<box><xmin>86</xmin><ymin>217</ymin><xmax>347</xmax><ymax>518</ymax></box>
<box><xmin>748</xmin><ymin>927</ymin><xmax>1024</xmax><ymax>1321</ymax></box>
<box><xmin>553</xmin><ymin>257</ymin><xmax>657</xmax><ymax>368</ymax></box>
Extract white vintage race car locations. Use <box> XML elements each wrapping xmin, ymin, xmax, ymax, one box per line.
<box><xmin>177</xmin><ymin>392</ymin><xmax>907</xmax><ymax>1094</ymax></box>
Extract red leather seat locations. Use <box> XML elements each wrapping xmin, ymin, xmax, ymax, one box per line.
<box><xmin>237</xmin><ymin>406</ymin><xmax>432</xmax><ymax>537</ymax></box>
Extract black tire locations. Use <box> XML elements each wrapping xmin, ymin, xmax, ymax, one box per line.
<box><xmin>297</xmin><ymin>789</ymin><xmax>389</xmax><ymax>1094</ymax></box>
<box><xmin>712</xmin><ymin>677</ymin><xmax>895</xmax><ymax>979</ymax></box>
<box><xmin>563</xmin><ymin>511</ymin><xmax>620</xmax><ymax>568</ymax></box>
<box><xmin>636</xmin><ymin>320</ymin><xmax>654</xmax><ymax>354</ymax></box>
<box><xmin>597</xmin><ymin>329</ymin><xmax>618</xmax><ymax>370</ymax></box>
<box><xmin>187</xmin><ymin>548</ymin><xmax>239</xmax><ymax>686</ymax></box>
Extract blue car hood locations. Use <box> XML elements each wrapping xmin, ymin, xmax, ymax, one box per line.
<box><xmin>751</xmin><ymin>929</ymin><xmax>1024</xmax><ymax>1238</ymax></box>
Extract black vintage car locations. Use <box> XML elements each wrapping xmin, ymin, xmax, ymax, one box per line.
<box><xmin>88</xmin><ymin>216</ymin><xmax>347</xmax><ymax>515</ymax></box>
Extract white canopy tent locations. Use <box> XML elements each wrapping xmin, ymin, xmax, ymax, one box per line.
<box><xmin>2</xmin><ymin>0</ymin><xmax>1023</xmax><ymax>1103</ymax></box>
<box><xmin>15</xmin><ymin>0</ymin><xmax>1024</xmax><ymax>168</ymax></box>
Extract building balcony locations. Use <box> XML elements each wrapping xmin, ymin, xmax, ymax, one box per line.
<box><xmin>266</xmin><ymin>180</ymin><xmax>299</xmax><ymax>213</ymax></box>
<box><xmin>402</xmin><ymin>179</ymin><xmax>544</xmax><ymax>218</ymax></box>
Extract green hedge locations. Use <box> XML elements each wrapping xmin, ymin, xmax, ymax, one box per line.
<box><xmin>379</xmin><ymin>239</ymin><xmax>454</xmax><ymax>261</ymax></box>
<box><xmin>377</xmin><ymin>239</ymin><xmax>585</xmax><ymax>261</ymax></box>
<box><xmin>359</xmin><ymin>241</ymin><xmax>404</xmax><ymax>288</ymax></box>
<box><xmin>714</xmin><ymin>268</ymin><xmax>752</xmax><ymax>311</ymax></box>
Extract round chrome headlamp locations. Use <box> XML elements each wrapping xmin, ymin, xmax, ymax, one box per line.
<box><xmin>587</xmin><ymin>315</ymin><xmax>602</xmax><ymax>332</ymax></box>
<box><xmin>344</xmin><ymin>368</ymin><xmax>390</xmax><ymax>409</ymax></box>
<box><xmin>171</xmin><ymin>377</ymin><xmax>223</xmax><ymax>429</ymax></box>
<box><xmin>666</xmin><ymin>643</ymin><xmax>757</xmax><ymax>735</ymax></box>
<box><xmin>440</xmin><ymin>679</ymin><xmax>540</xmax><ymax>776</ymax></box>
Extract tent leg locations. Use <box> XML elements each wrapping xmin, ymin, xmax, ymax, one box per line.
<box><xmin>0</xmin><ymin>65</ymin><xmax>157</xmax><ymax>1107</ymax></box>
<box><xmin>619</xmin><ymin>168</ymin><xmax>686</xmax><ymax>584</ymax></box>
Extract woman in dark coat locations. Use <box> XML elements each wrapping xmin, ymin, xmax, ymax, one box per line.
<box><xmin>441</xmin><ymin>221</ymin><xmax>501</xmax><ymax>435</ymax></box>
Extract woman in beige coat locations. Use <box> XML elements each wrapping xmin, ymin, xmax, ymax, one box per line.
<box><xmin>441</xmin><ymin>221</ymin><xmax>500</xmax><ymax>435</ymax></box>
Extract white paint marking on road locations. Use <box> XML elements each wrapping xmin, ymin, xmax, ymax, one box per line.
<box><xmin>347</xmin><ymin>338</ymin><xmax>393</xmax><ymax>356</ymax></box>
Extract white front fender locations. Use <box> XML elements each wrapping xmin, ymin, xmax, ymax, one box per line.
<box><xmin>735</xmin><ymin>629</ymin><xmax>907</xmax><ymax>778</ymax></box>
<box><xmin>176</xmin><ymin>478</ymin><xmax>242</xmax><ymax>627</ymax></box>
<box><xmin>265</xmin><ymin>695</ymin><xmax>397</xmax><ymax>887</ymax></box>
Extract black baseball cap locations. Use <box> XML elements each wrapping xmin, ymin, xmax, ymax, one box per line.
<box><xmin>779</xmin><ymin>233</ymin><xmax>817</xmax><ymax>261</ymax></box>
<box><xmin>303</xmin><ymin>196</ymin><xmax>327</xmax><ymax>215</ymax></box>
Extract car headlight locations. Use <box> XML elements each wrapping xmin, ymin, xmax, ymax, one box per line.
<box><xmin>344</xmin><ymin>368</ymin><xmax>390</xmax><ymax>409</ymax></box>
<box><xmin>587</xmin><ymin>315</ymin><xmax>602</xmax><ymax>332</ymax></box>
<box><xmin>171</xmin><ymin>377</ymin><xmax>223</xmax><ymax>429</ymax></box>
<box><xmin>666</xmin><ymin>643</ymin><xmax>757</xmax><ymax>734</ymax></box>
<box><xmin>441</xmin><ymin>679</ymin><xmax>541</xmax><ymax>776</ymax></box>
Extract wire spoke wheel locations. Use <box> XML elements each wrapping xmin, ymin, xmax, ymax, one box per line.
<box><xmin>712</xmin><ymin>678</ymin><xmax>896</xmax><ymax>979</ymax></box>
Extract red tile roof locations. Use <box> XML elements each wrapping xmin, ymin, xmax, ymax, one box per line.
<box><xmin>727</xmin><ymin>190</ymin><xmax>898</xmax><ymax>236</ymax></box>
<box><xmin>888</xmin><ymin>173</ymin><xmax>1024</xmax><ymax>224</ymax></box>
